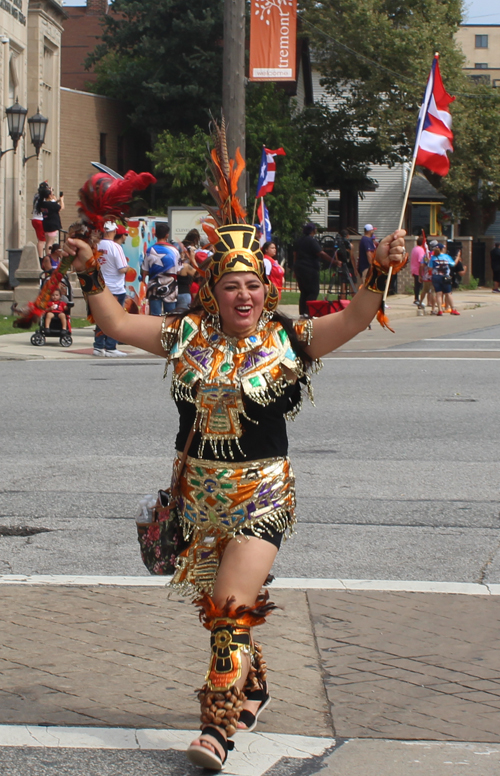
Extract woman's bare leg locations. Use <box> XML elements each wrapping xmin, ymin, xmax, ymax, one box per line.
<box><xmin>191</xmin><ymin>536</ymin><xmax>278</xmax><ymax>757</ymax></box>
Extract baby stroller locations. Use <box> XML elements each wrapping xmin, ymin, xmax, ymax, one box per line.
<box><xmin>30</xmin><ymin>273</ymin><xmax>74</xmax><ymax>348</ymax></box>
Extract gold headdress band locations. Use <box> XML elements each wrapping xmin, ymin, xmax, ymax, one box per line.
<box><xmin>198</xmin><ymin>117</ymin><xmax>279</xmax><ymax>317</ymax></box>
<box><xmin>199</xmin><ymin>224</ymin><xmax>279</xmax><ymax>316</ymax></box>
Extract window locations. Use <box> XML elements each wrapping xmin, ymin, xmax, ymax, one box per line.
<box><xmin>475</xmin><ymin>63</ymin><xmax>488</xmax><ymax>69</ymax></box>
<box><xmin>470</xmin><ymin>74</ymin><xmax>491</xmax><ymax>85</ymax></box>
<box><xmin>327</xmin><ymin>199</ymin><xmax>340</xmax><ymax>232</ymax></box>
<box><xmin>100</xmin><ymin>133</ymin><xmax>107</xmax><ymax>165</ymax></box>
<box><xmin>475</xmin><ymin>34</ymin><xmax>488</xmax><ymax>48</ymax></box>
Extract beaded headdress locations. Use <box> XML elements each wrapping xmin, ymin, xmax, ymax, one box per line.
<box><xmin>198</xmin><ymin>117</ymin><xmax>279</xmax><ymax>316</ymax></box>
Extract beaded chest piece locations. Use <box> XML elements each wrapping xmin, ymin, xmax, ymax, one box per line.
<box><xmin>162</xmin><ymin>314</ymin><xmax>315</xmax><ymax>458</ymax></box>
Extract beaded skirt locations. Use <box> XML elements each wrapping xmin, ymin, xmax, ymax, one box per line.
<box><xmin>170</xmin><ymin>454</ymin><xmax>295</xmax><ymax>594</ymax></box>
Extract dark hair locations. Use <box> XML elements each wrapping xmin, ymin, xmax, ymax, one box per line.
<box><xmin>156</xmin><ymin>223</ymin><xmax>170</xmax><ymax>240</ymax></box>
<box><xmin>262</xmin><ymin>241</ymin><xmax>275</xmax><ymax>254</ymax></box>
<box><xmin>50</xmin><ymin>243</ymin><xmax>60</xmax><ymax>253</ymax></box>
<box><xmin>417</xmin><ymin>236</ymin><xmax>424</xmax><ymax>246</ymax></box>
<box><xmin>303</xmin><ymin>223</ymin><xmax>316</xmax><ymax>236</ymax></box>
<box><xmin>183</xmin><ymin>228</ymin><xmax>200</xmax><ymax>247</ymax></box>
<box><xmin>36</xmin><ymin>181</ymin><xmax>51</xmax><ymax>212</ymax></box>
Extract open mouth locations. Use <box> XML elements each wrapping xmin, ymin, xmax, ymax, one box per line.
<box><xmin>235</xmin><ymin>305</ymin><xmax>252</xmax><ymax>315</ymax></box>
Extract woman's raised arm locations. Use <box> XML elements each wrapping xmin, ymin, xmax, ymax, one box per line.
<box><xmin>62</xmin><ymin>237</ymin><xmax>171</xmax><ymax>358</ymax></box>
<box><xmin>305</xmin><ymin>230</ymin><xmax>407</xmax><ymax>360</ymax></box>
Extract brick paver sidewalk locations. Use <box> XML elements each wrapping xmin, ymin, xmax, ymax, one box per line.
<box><xmin>1</xmin><ymin>585</ymin><xmax>499</xmax><ymax>743</ymax></box>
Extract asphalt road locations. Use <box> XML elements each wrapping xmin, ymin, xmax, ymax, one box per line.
<box><xmin>1</xmin><ymin>322</ymin><xmax>498</xmax><ymax>584</ymax></box>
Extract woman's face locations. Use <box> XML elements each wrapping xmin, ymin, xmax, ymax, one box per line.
<box><xmin>213</xmin><ymin>272</ymin><xmax>265</xmax><ymax>339</ymax></box>
<box><xmin>267</xmin><ymin>243</ymin><xmax>277</xmax><ymax>258</ymax></box>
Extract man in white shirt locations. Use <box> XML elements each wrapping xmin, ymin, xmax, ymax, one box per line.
<box><xmin>93</xmin><ymin>221</ymin><xmax>129</xmax><ymax>357</ymax></box>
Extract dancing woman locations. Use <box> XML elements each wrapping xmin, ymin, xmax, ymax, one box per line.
<box><xmin>58</xmin><ymin>137</ymin><xmax>406</xmax><ymax>771</ymax></box>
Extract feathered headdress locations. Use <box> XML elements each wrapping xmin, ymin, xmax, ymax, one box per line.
<box><xmin>13</xmin><ymin>169</ymin><xmax>156</xmax><ymax>329</ymax></box>
<box><xmin>77</xmin><ymin>170</ymin><xmax>156</xmax><ymax>233</ymax></box>
<box><xmin>198</xmin><ymin>116</ymin><xmax>279</xmax><ymax>316</ymax></box>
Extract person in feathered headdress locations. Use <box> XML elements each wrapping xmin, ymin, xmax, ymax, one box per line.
<box><xmin>60</xmin><ymin>120</ymin><xmax>406</xmax><ymax>772</ymax></box>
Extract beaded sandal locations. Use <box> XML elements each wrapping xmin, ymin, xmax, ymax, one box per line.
<box><xmin>186</xmin><ymin>726</ymin><xmax>235</xmax><ymax>771</ymax></box>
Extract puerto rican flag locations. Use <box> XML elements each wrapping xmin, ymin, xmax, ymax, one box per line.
<box><xmin>257</xmin><ymin>200</ymin><xmax>272</xmax><ymax>245</ymax></box>
<box><xmin>256</xmin><ymin>146</ymin><xmax>286</xmax><ymax>197</ymax></box>
<box><xmin>414</xmin><ymin>54</ymin><xmax>455</xmax><ymax>177</ymax></box>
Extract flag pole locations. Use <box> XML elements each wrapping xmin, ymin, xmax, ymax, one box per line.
<box><xmin>382</xmin><ymin>52</ymin><xmax>439</xmax><ymax>303</ymax></box>
<box><xmin>252</xmin><ymin>197</ymin><xmax>258</xmax><ymax>225</ymax></box>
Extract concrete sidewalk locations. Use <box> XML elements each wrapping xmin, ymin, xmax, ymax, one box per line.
<box><xmin>1</xmin><ymin>288</ymin><xmax>498</xmax><ymax>361</ymax></box>
<box><xmin>0</xmin><ymin>582</ymin><xmax>499</xmax><ymax>774</ymax></box>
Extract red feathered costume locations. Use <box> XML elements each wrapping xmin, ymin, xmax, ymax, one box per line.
<box><xmin>13</xmin><ymin>171</ymin><xmax>156</xmax><ymax>329</ymax></box>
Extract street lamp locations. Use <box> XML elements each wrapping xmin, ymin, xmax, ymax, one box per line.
<box><xmin>25</xmin><ymin>108</ymin><xmax>49</xmax><ymax>164</ymax></box>
<box><xmin>5</xmin><ymin>99</ymin><xmax>27</xmax><ymax>152</ymax></box>
<box><xmin>0</xmin><ymin>100</ymin><xmax>48</xmax><ymax>161</ymax></box>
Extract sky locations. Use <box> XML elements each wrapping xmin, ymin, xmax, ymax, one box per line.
<box><xmin>62</xmin><ymin>1</ymin><xmax>500</xmax><ymax>23</ymax></box>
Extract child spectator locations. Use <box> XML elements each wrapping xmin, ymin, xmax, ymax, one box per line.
<box><xmin>44</xmin><ymin>289</ymin><xmax>67</xmax><ymax>331</ymax></box>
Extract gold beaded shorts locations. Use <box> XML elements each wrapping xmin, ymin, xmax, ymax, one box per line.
<box><xmin>170</xmin><ymin>455</ymin><xmax>296</xmax><ymax>594</ymax></box>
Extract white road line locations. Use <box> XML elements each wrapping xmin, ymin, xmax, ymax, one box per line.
<box><xmin>422</xmin><ymin>339</ymin><xmax>500</xmax><ymax>342</ymax></box>
<box><xmin>0</xmin><ymin>725</ymin><xmax>335</xmax><ymax>776</ymax></box>
<box><xmin>0</xmin><ymin>575</ymin><xmax>498</xmax><ymax>595</ymax></box>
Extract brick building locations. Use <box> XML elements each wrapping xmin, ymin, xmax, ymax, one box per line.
<box><xmin>61</xmin><ymin>0</ymin><xmax>107</xmax><ymax>91</ymax></box>
<box><xmin>59</xmin><ymin>86</ymin><xmax>129</xmax><ymax>228</ymax></box>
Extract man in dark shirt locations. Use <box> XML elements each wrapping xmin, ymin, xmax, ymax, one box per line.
<box><xmin>293</xmin><ymin>223</ymin><xmax>332</xmax><ymax>316</ymax></box>
<box><xmin>491</xmin><ymin>242</ymin><xmax>500</xmax><ymax>292</ymax></box>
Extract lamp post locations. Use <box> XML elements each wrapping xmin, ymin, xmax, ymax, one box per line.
<box><xmin>24</xmin><ymin>108</ymin><xmax>49</xmax><ymax>164</ymax></box>
<box><xmin>0</xmin><ymin>100</ymin><xmax>48</xmax><ymax>161</ymax></box>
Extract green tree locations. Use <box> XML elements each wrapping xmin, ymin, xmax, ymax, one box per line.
<box><xmin>148</xmin><ymin>126</ymin><xmax>211</xmax><ymax>208</ymax></box>
<box><xmin>298</xmin><ymin>0</ymin><xmax>500</xmax><ymax>235</ymax></box>
<box><xmin>245</xmin><ymin>84</ymin><xmax>316</xmax><ymax>243</ymax></box>
<box><xmin>435</xmin><ymin>87</ymin><xmax>500</xmax><ymax>236</ymax></box>
<box><xmin>149</xmin><ymin>84</ymin><xmax>316</xmax><ymax>243</ymax></box>
<box><xmin>86</xmin><ymin>0</ymin><xmax>224</xmax><ymax>136</ymax></box>
<box><xmin>299</xmin><ymin>0</ymin><xmax>465</xmax><ymax>172</ymax></box>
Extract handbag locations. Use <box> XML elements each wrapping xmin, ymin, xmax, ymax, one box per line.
<box><xmin>136</xmin><ymin>426</ymin><xmax>195</xmax><ymax>575</ymax></box>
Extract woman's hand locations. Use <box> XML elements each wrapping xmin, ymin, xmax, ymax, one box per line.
<box><xmin>59</xmin><ymin>238</ymin><xmax>94</xmax><ymax>273</ymax></box>
<box><xmin>374</xmin><ymin>229</ymin><xmax>407</xmax><ymax>270</ymax></box>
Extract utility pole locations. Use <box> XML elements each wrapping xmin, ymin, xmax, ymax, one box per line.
<box><xmin>222</xmin><ymin>0</ymin><xmax>246</xmax><ymax>203</ymax></box>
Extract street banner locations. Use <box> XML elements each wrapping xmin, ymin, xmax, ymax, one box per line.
<box><xmin>249</xmin><ymin>0</ymin><xmax>297</xmax><ymax>82</ymax></box>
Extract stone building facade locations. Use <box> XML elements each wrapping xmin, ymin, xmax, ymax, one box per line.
<box><xmin>0</xmin><ymin>0</ymin><xmax>65</xmax><ymax>266</ymax></box>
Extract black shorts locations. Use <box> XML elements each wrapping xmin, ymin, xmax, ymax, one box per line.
<box><xmin>241</xmin><ymin>523</ymin><xmax>283</xmax><ymax>549</ymax></box>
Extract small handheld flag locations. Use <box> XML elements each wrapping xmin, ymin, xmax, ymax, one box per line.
<box><xmin>414</xmin><ymin>54</ymin><xmax>455</xmax><ymax>177</ymax></box>
<box><xmin>379</xmin><ymin>54</ymin><xmax>454</xmax><ymax>332</ymax></box>
<box><xmin>255</xmin><ymin>147</ymin><xmax>286</xmax><ymax>198</ymax></box>
<box><xmin>257</xmin><ymin>200</ymin><xmax>272</xmax><ymax>244</ymax></box>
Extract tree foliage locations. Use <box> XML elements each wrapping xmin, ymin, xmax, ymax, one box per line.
<box><xmin>149</xmin><ymin>84</ymin><xmax>316</xmax><ymax>243</ymax></box>
<box><xmin>298</xmin><ymin>0</ymin><xmax>500</xmax><ymax>235</ymax></box>
<box><xmin>86</xmin><ymin>0</ymin><xmax>224</xmax><ymax>136</ymax></box>
<box><xmin>245</xmin><ymin>84</ymin><xmax>316</xmax><ymax>243</ymax></box>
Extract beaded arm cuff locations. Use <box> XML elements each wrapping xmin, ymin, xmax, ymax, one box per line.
<box><xmin>77</xmin><ymin>266</ymin><xmax>106</xmax><ymax>321</ymax></box>
<box><xmin>364</xmin><ymin>261</ymin><xmax>389</xmax><ymax>294</ymax></box>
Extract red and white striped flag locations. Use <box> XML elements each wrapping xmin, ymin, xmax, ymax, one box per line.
<box><xmin>255</xmin><ymin>147</ymin><xmax>286</xmax><ymax>197</ymax></box>
<box><xmin>414</xmin><ymin>54</ymin><xmax>455</xmax><ymax>177</ymax></box>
